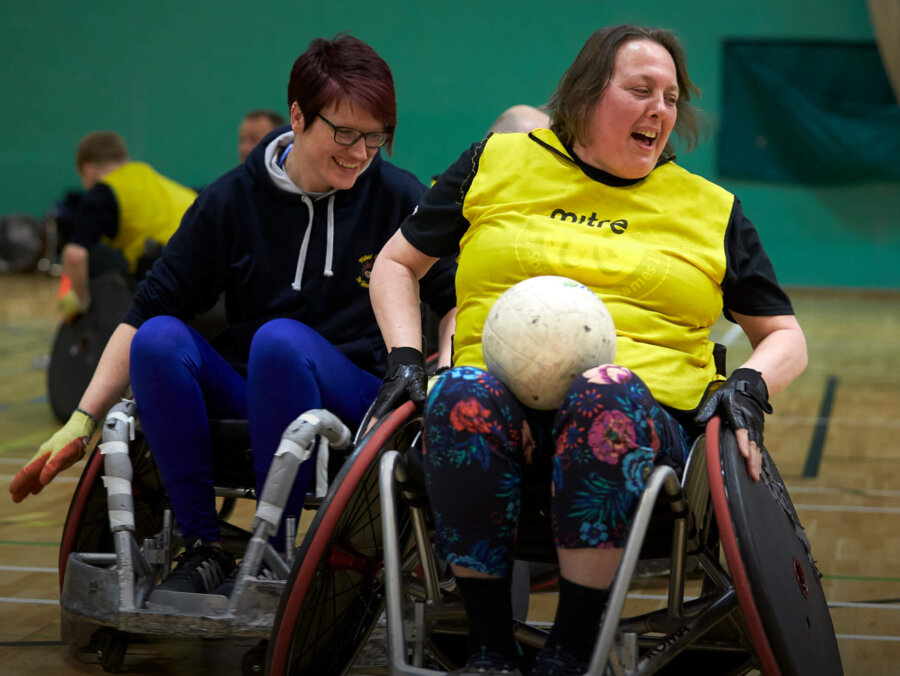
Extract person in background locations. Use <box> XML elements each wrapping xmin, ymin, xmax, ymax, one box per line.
<box><xmin>486</xmin><ymin>104</ymin><xmax>550</xmax><ymax>134</ymax></box>
<box><xmin>368</xmin><ymin>24</ymin><xmax>806</xmax><ymax>676</ymax></box>
<box><xmin>238</xmin><ymin>109</ymin><xmax>286</xmax><ymax>162</ymax></box>
<box><xmin>58</xmin><ymin>131</ymin><xmax>196</xmax><ymax>319</ymax></box>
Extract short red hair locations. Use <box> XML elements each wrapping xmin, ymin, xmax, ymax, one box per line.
<box><xmin>288</xmin><ymin>34</ymin><xmax>397</xmax><ymax>154</ymax></box>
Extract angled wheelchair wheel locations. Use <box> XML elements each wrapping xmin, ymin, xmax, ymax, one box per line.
<box><xmin>47</xmin><ymin>271</ymin><xmax>135</xmax><ymax>422</ymax></box>
<box><xmin>58</xmin><ymin>432</ymin><xmax>165</xmax><ymax>593</ymax></box>
<box><xmin>706</xmin><ymin>417</ymin><xmax>843</xmax><ymax>676</ymax></box>
<box><xmin>267</xmin><ymin>403</ymin><xmax>420</xmax><ymax>676</ymax></box>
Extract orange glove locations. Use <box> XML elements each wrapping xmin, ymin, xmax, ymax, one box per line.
<box><xmin>10</xmin><ymin>409</ymin><xmax>96</xmax><ymax>502</ymax></box>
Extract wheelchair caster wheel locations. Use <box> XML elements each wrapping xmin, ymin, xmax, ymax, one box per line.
<box><xmin>242</xmin><ymin>639</ymin><xmax>267</xmax><ymax>675</ymax></box>
<box><xmin>95</xmin><ymin>628</ymin><xmax>128</xmax><ymax>673</ymax></box>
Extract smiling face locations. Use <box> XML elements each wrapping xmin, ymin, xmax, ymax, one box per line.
<box><xmin>286</xmin><ymin>99</ymin><xmax>383</xmax><ymax>192</ymax></box>
<box><xmin>573</xmin><ymin>39</ymin><xmax>679</xmax><ymax>179</ymax></box>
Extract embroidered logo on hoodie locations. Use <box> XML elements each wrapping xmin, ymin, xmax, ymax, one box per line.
<box><xmin>356</xmin><ymin>253</ymin><xmax>375</xmax><ymax>288</ymax></box>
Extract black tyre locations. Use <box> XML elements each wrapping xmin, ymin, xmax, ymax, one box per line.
<box><xmin>706</xmin><ymin>417</ymin><xmax>842</xmax><ymax>676</ymax></box>
<box><xmin>47</xmin><ymin>271</ymin><xmax>134</xmax><ymax>422</ymax></box>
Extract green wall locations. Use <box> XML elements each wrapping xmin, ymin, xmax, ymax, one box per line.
<box><xmin>1</xmin><ymin>0</ymin><xmax>895</xmax><ymax>287</ymax></box>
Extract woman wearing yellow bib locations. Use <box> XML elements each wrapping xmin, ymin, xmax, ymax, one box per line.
<box><xmin>369</xmin><ymin>24</ymin><xmax>807</xmax><ymax>676</ymax></box>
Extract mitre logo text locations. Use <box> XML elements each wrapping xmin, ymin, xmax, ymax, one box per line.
<box><xmin>549</xmin><ymin>208</ymin><xmax>628</xmax><ymax>234</ymax></box>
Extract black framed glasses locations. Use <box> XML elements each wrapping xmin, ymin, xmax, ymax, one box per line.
<box><xmin>317</xmin><ymin>114</ymin><xmax>390</xmax><ymax>149</ymax></box>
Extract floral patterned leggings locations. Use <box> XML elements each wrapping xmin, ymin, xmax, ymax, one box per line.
<box><xmin>422</xmin><ymin>365</ymin><xmax>693</xmax><ymax>577</ymax></box>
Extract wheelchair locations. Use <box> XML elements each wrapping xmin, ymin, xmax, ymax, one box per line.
<box><xmin>57</xmin><ymin>397</ymin><xmax>370</xmax><ymax>674</ymax></box>
<box><xmin>267</xmin><ymin>399</ymin><xmax>843</xmax><ymax>675</ymax></box>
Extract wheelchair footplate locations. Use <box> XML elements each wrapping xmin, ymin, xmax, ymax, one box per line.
<box><xmin>60</xmin><ymin>554</ymin><xmax>284</xmax><ymax>639</ymax></box>
<box><xmin>705</xmin><ymin>417</ymin><xmax>843</xmax><ymax>676</ymax></box>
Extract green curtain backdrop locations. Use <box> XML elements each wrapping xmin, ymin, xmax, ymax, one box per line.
<box><xmin>718</xmin><ymin>40</ymin><xmax>900</xmax><ymax>183</ymax></box>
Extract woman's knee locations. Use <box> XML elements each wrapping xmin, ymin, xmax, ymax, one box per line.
<box><xmin>426</xmin><ymin>366</ymin><xmax>506</xmax><ymax>410</ymax></box>
<box><xmin>249</xmin><ymin>318</ymin><xmax>318</xmax><ymax>364</ymax></box>
<box><xmin>131</xmin><ymin>315</ymin><xmax>193</xmax><ymax>365</ymax></box>
<box><xmin>573</xmin><ymin>364</ymin><xmax>639</xmax><ymax>396</ymax></box>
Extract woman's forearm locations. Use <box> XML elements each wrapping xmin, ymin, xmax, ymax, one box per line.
<box><xmin>371</xmin><ymin>231</ymin><xmax>440</xmax><ymax>355</ymax></box>
<box><xmin>77</xmin><ymin>323</ymin><xmax>137</xmax><ymax>420</ymax></box>
<box><xmin>733</xmin><ymin>313</ymin><xmax>808</xmax><ymax>398</ymax></box>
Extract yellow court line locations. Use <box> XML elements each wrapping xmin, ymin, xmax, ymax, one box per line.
<box><xmin>0</xmin><ymin>431</ymin><xmax>59</xmax><ymax>454</ymax></box>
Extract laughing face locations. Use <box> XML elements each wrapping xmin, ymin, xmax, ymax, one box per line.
<box><xmin>573</xmin><ymin>39</ymin><xmax>679</xmax><ymax>180</ymax></box>
<box><xmin>286</xmin><ymin>99</ymin><xmax>385</xmax><ymax>192</ymax></box>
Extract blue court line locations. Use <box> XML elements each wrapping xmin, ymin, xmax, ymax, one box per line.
<box><xmin>0</xmin><ymin>394</ymin><xmax>49</xmax><ymax>411</ymax></box>
<box><xmin>803</xmin><ymin>375</ymin><xmax>838</xmax><ymax>478</ymax></box>
<box><xmin>0</xmin><ymin>540</ymin><xmax>58</xmax><ymax>547</ymax></box>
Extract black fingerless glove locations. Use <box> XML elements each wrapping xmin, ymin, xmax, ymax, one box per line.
<box><xmin>694</xmin><ymin>368</ymin><xmax>773</xmax><ymax>445</ymax></box>
<box><xmin>370</xmin><ymin>347</ymin><xmax>428</xmax><ymax>418</ymax></box>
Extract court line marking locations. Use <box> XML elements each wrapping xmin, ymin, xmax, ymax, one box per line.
<box><xmin>0</xmin><ymin>430</ymin><xmax>61</xmax><ymax>453</ymax></box>
<box><xmin>794</xmin><ymin>504</ymin><xmax>900</xmax><ymax>515</ymax></box>
<box><xmin>803</xmin><ymin>375</ymin><xmax>838</xmax><ymax>477</ymax></box>
<box><xmin>827</xmin><ymin>574</ymin><xmax>900</xmax><ymax>583</ymax></box>
<box><xmin>625</xmin><ymin>593</ymin><xmax>900</xmax><ymax>610</ymax></box>
<box><xmin>0</xmin><ymin>640</ymin><xmax>64</xmax><ymax>646</ymax></box>
<box><xmin>0</xmin><ymin>565</ymin><xmax>56</xmax><ymax>573</ymax></box>
<box><xmin>787</xmin><ymin>486</ymin><xmax>900</xmax><ymax>499</ymax></box>
<box><xmin>0</xmin><ymin>640</ymin><xmax>65</xmax><ymax>648</ymax></box>
<box><xmin>0</xmin><ymin>473</ymin><xmax>77</xmax><ymax>483</ymax></box>
<box><xmin>829</xmin><ymin>601</ymin><xmax>900</xmax><ymax>610</ymax></box>
<box><xmin>528</xmin><ymin>616</ymin><xmax>900</xmax><ymax>642</ymax></box>
<box><xmin>0</xmin><ymin>540</ymin><xmax>58</xmax><ymax>547</ymax></box>
<box><xmin>769</xmin><ymin>415</ymin><xmax>900</xmax><ymax>429</ymax></box>
<box><xmin>0</xmin><ymin>458</ymin><xmax>86</xmax><ymax>468</ymax></box>
<box><xmin>0</xmin><ymin>597</ymin><xmax>57</xmax><ymax>605</ymax></box>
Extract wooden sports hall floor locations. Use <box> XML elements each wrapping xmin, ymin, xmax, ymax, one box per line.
<box><xmin>1</xmin><ymin>272</ymin><xmax>898</xmax><ymax>674</ymax></box>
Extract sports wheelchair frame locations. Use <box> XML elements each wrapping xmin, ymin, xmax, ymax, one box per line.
<box><xmin>58</xmin><ymin>398</ymin><xmax>357</xmax><ymax>674</ymax></box>
<box><xmin>265</xmin><ymin>401</ymin><xmax>842</xmax><ymax>675</ymax></box>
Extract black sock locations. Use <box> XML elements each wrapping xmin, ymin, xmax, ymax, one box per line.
<box><xmin>544</xmin><ymin>576</ymin><xmax>610</xmax><ymax>663</ymax></box>
<box><xmin>455</xmin><ymin>576</ymin><xmax>518</xmax><ymax>661</ymax></box>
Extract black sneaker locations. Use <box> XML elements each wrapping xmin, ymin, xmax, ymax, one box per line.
<box><xmin>530</xmin><ymin>645</ymin><xmax>587</xmax><ymax>676</ymax></box>
<box><xmin>212</xmin><ymin>561</ymin><xmax>277</xmax><ymax>597</ymax></box>
<box><xmin>156</xmin><ymin>540</ymin><xmax>235</xmax><ymax>594</ymax></box>
<box><xmin>449</xmin><ymin>646</ymin><xmax>522</xmax><ymax>675</ymax></box>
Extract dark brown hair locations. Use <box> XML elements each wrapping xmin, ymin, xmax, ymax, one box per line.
<box><xmin>287</xmin><ymin>34</ymin><xmax>397</xmax><ymax>154</ymax></box>
<box><xmin>74</xmin><ymin>131</ymin><xmax>129</xmax><ymax>171</ymax></box>
<box><xmin>548</xmin><ymin>25</ymin><xmax>702</xmax><ymax>156</ymax></box>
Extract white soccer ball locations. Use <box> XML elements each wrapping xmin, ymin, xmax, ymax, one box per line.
<box><xmin>482</xmin><ymin>276</ymin><xmax>616</xmax><ymax>410</ymax></box>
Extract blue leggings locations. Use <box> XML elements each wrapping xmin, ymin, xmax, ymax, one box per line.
<box><xmin>423</xmin><ymin>365</ymin><xmax>692</xmax><ymax>577</ymax></box>
<box><xmin>130</xmin><ymin>316</ymin><xmax>381</xmax><ymax>543</ymax></box>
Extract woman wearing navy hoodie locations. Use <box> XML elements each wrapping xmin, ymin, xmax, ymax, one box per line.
<box><xmin>10</xmin><ymin>35</ymin><xmax>456</xmax><ymax>593</ymax></box>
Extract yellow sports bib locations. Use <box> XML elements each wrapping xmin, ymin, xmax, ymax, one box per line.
<box><xmin>101</xmin><ymin>162</ymin><xmax>196</xmax><ymax>272</ymax></box>
<box><xmin>454</xmin><ymin>130</ymin><xmax>734</xmax><ymax>410</ymax></box>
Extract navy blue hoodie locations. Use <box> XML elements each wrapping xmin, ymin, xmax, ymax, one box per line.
<box><xmin>125</xmin><ymin>128</ymin><xmax>456</xmax><ymax>376</ymax></box>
